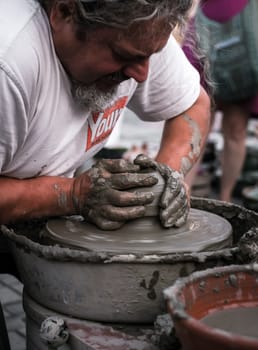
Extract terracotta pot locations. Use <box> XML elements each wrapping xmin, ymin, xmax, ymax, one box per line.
<box><xmin>164</xmin><ymin>264</ymin><xmax>258</xmax><ymax>350</ymax></box>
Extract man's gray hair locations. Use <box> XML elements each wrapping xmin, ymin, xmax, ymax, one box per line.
<box><xmin>40</xmin><ymin>0</ymin><xmax>193</xmax><ymax>30</ymax></box>
<box><xmin>78</xmin><ymin>0</ymin><xmax>193</xmax><ymax>28</ymax></box>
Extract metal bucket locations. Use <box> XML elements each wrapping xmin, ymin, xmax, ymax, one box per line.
<box><xmin>1</xmin><ymin>198</ymin><xmax>258</xmax><ymax>323</ymax></box>
<box><xmin>164</xmin><ymin>264</ymin><xmax>258</xmax><ymax>350</ymax></box>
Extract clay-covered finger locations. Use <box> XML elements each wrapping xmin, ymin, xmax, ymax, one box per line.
<box><xmin>87</xmin><ymin>210</ymin><xmax>124</xmax><ymax>230</ymax></box>
<box><xmin>174</xmin><ymin>208</ymin><xmax>189</xmax><ymax>227</ymax></box>
<box><xmin>107</xmin><ymin>189</ymin><xmax>154</xmax><ymax>206</ymax></box>
<box><xmin>160</xmin><ymin>197</ymin><xmax>189</xmax><ymax>228</ymax></box>
<box><xmin>97</xmin><ymin>158</ymin><xmax>140</xmax><ymax>173</ymax></box>
<box><xmin>160</xmin><ymin>178</ymin><xmax>182</xmax><ymax>208</ymax></box>
<box><xmin>161</xmin><ymin>191</ymin><xmax>188</xmax><ymax>220</ymax></box>
<box><xmin>110</xmin><ymin>173</ymin><xmax>158</xmax><ymax>189</ymax></box>
<box><xmin>134</xmin><ymin>154</ymin><xmax>157</xmax><ymax>168</ymax></box>
<box><xmin>101</xmin><ymin>204</ymin><xmax>146</xmax><ymax>221</ymax></box>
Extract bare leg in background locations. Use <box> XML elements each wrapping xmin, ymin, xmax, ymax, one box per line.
<box><xmin>220</xmin><ymin>104</ymin><xmax>249</xmax><ymax>202</ymax></box>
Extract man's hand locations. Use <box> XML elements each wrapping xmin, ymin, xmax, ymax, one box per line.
<box><xmin>72</xmin><ymin>158</ymin><xmax>158</xmax><ymax>230</ymax></box>
<box><xmin>134</xmin><ymin>154</ymin><xmax>190</xmax><ymax>228</ymax></box>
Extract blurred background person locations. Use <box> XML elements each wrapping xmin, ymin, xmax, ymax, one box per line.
<box><xmin>183</xmin><ymin>0</ymin><xmax>258</xmax><ymax>202</ymax></box>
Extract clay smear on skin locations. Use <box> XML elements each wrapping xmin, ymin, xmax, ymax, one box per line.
<box><xmin>180</xmin><ymin>114</ymin><xmax>201</xmax><ymax>174</ymax></box>
<box><xmin>53</xmin><ymin>184</ymin><xmax>69</xmax><ymax>209</ymax></box>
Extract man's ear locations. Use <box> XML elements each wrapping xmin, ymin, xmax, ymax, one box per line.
<box><xmin>49</xmin><ymin>0</ymin><xmax>75</xmax><ymax>31</ymax></box>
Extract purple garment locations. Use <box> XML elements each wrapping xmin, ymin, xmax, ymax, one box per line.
<box><xmin>202</xmin><ymin>0</ymin><xmax>249</xmax><ymax>22</ymax></box>
<box><xmin>182</xmin><ymin>19</ymin><xmax>206</xmax><ymax>87</ymax></box>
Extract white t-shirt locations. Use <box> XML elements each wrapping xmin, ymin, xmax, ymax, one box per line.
<box><xmin>0</xmin><ymin>0</ymin><xmax>200</xmax><ymax>179</ymax></box>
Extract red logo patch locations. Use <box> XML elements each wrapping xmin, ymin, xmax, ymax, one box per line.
<box><xmin>86</xmin><ymin>96</ymin><xmax>128</xmax><ymax>151</ymax></box>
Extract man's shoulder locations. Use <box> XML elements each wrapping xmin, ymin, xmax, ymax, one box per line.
<box><xmin>150</xmin><ymin>35</ymin><xmax>185</xmax><ymax>69</ymax></box>
<box><xmin>0</xmin><ymin>0</ymin><xmax>40</xmax><ymax>59</ymax></box>
<box><xmin>0</xmin><ymin>0</ymin><xmax>51</xmax><ymax>96</ymax></box>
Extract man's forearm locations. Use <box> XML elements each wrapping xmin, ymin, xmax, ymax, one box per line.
<box><xmin>155</xmin><ymin>87</ymin><xmax>211</xmax><ymax>175</ymax></box>
<box><xmin>0</xmin><ymin>176</ymin><xmax>76</xmax><ymax>224</ymax></box>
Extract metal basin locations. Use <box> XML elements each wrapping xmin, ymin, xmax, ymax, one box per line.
<box><xmin>1</xmin><ymin>198</ymin><xmax>258</xmax><ymax>323</ymax></box>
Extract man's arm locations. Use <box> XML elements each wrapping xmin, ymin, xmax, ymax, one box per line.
<box><xmin>0</xmin><ymin>176</ymin><xmax>76</xmax><ymax>224</ymax></box>
<box><xmin>155</xmin><ymin>86</ymin><xmax>211</xmax><ymax>174</ymax></box>
<box><xmin>0</xmin><ymin>160</ymin><xmax>157</xmax><ymax>229</ymax></box>
<box><xmin>0</xmin><ymin>87</ymin><xmax>209</xmax><ymax>227</ymax></box>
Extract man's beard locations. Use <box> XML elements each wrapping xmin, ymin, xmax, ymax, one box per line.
<box><xmin>71</xmin><ymin>80</ymin><xmax>117</xmax><ymax>112</ymax></box>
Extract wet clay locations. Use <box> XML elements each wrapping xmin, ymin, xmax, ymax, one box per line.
<box><xmin>133</xmin><ymin>157</ymin><xmax>189</xmax><ymax>228</ymax></box>
<box><xmin>2</xmin><ymin>199</ymin><xmax>258</xmax><ymax>325</ymax></box>
<box><xmin>128</xmin><ymin>170</ymin><xmax>164</xmax><ymax>217</ymax></box>
<box><xmin>74</xmin><ymin>159</ymin><xmax>159</xmax><ymax>231</ymax></box>
<box><xmin>201</xmin><ymin>305</ymin><xmax>258</xmax><ymax>338</ymax></box>
<box><xmin>45</xmin><ymin>208</ymin><xmax>232</xmax><ymax>254</ymax></box>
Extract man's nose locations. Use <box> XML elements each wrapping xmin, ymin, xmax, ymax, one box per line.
<box><xmin>123</xmin><ymin>58</ymin><xmax>150</xmax><ymax>83</ymax></box>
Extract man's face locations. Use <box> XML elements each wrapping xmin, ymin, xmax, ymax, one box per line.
<box><xmin>50</xmin><ymin>6</ymin><xmax>171</xmax><ymax>110</ymax></box>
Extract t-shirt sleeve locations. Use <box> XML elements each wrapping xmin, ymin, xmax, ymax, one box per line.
<box><xmin>0</xmin><ymin>66</ymin><xmax>28</xmax><ymax>173</ymax></box>
<box><xmin>127</xmin><ymin>35</ymin><xmax>201</xmax><ymax>121</ymax></box>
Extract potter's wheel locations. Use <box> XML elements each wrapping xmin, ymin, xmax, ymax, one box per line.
<box><xmin>45</xmin><ymin>209</ymin><xmax>232</xmax><ymax>254</ymax></box>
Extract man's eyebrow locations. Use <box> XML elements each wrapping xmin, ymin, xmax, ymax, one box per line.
<box><xmin>114</xmin><ymin>46</ymin><xmax>163</xmax><ymax>60</ymax></box>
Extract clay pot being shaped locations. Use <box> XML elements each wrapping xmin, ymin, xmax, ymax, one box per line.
<box><xmin>163</xmin><ymin>264</ymin><xmax>258</xmax><ymax>350</ymax></box>
<box><xmin>2</xmin><ymin>198</ymin><xmax>258</xmax><ymax>324</ymax></box>
<box><xmin>128</xmin><ymin>170</ymin><xmax>165</xmax><ymax>217</ymax></box>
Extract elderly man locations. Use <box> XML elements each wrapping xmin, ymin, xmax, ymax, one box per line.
<box><xmin>0</xmin><ymin>0</ymin><xmax>210</xmax><ymax>231</ymax></box>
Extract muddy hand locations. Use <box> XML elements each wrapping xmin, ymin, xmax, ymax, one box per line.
<box><xmin>72</xmin><ymin>158</ymin><xmax>157</xmax><ymax>230</ymax></box>
<box><xmin>134</xmin><ymin>154</ymin><xmax>190</xmax><ymax>228</ymax></box>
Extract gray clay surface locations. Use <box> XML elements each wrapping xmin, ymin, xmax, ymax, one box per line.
<box><xmin>45</xmin><ymin>209</ymin><xmax>232</xmax><ymax>254</ymax></box>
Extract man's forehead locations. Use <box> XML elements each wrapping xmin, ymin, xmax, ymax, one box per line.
<box><xmin>113</xmin><ymin>27</ymin><xmax>170</xmax><ymax>59</ymax></box>
<box><xmin>85</xmin><ymin>13</ymin><xmax>171</xmax><ymax>56</ymax></box>
<box><xmin>121</xmin><ymin>17</ymin><xmax>172</xmax><ymax>40</ymax></box>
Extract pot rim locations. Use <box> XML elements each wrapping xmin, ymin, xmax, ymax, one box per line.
<box><xmin>163</xmin><ymin>263</ymin><xmax>258</xmax><ymax>346</ymax></box>
<box><xmin>1</xmin><ymin>197</ymin><xmax>257</xmax><ymax>263</ymax></box>
<box><xmin>163</xmin><ymin>262</ymin><xmax>258</xmax><ymax>326</ymax></box>
<box><xmin>0</xmin><ymin>223</ymin><xmax>238</xmax><ymax>264</ymax></box>
<box><xmin>164</xmin><ymin>263</ymin><xmax>258</xmax><ymax>302</ymax></box>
